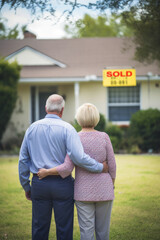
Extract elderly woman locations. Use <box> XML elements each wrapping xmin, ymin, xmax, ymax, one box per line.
<box><xmin>38</xmin><ymin>103</ymin><xmax>116</xmax><ymax>240</ymax></box>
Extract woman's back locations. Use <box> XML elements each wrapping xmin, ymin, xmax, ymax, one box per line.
<box><xmin>74</xmin><ymin>131</ymin><xmax>116</xmax><ymax>201</ymax></box>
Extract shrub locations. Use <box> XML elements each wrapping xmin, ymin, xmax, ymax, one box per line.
<box><xmin>129</xmin><ymin>108</ymin><xmax>160</xmax><ymax>152</ymax></box>
<box><xmin>0</xmin><ymin>58</ymin><xmax>21</xmax><ymax>144</ymax></box>
<box><xmin>72</xmin><ymin>120</ymin><xmax>82</xmax><ymax>132</ymax></box>
<box><xmin>105</xmin><ymin>124</ymin><xmax>123</xmax><ymax>140</ymax></box>
<box><xmin>105</xmin><ymin>124</ymin><xmax>123</xmax><ymax>152</ymax></box>
<box><xmin>0</xmin><ymin>130</ymin><xmax>25</xmax><ymax>154</ymax></box>
<box><xmin>95</xmin><ymin>113</ymin><xmax>106</xmax><ymax>132</ymax></box>
<box><xmin>130</xmin><ymin>144</ymin><xmax>141</xmax><ymax>154</ymax></box>
<box><xmin>109</xmin><ymin>136</ymin><xmax>120</xmax><ymax>153</ymax></box>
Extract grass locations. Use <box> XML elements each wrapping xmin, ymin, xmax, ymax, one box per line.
<box><xmin>0</xmin><ymin>155</ymin><xmax>160</xmax><ymax>240</ymax></box>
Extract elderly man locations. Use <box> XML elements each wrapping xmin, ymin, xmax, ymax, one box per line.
<box><xmin>19</xmin><ymin>94</ymin><xmax>108</xmax><ymax>240</ymax></box>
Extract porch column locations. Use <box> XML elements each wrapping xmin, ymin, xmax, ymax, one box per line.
<box><xmin>74</xmin><ymin>82</ymin><xmax>80</xmax><ymax>115</ymax></box>
<box><xmin>35</xmin><ymin>86</ymin><xmax>39</xmax><ymax>121</ymax></box>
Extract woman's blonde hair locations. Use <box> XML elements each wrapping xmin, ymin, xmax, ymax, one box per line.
<box><xmin>75</xmin><ymin>103</ymin><xmax>100</xmax><ymax>128</ymax></box>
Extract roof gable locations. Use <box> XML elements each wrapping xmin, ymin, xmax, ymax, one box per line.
<box><xmin>6</xmin><ymin>46</ymin><xmax>66</xmax><ymax>68</ymax></box>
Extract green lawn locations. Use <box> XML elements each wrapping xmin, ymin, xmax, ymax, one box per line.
<box><xmin>0</xmin><ymin>155</ymin><xmax>160</xmax><ymax>240</ymax></box>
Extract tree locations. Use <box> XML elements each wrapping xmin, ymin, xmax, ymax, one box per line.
<box><xmin>121</xmin><ymin>1</ymin><xmax>160</xmax><ymax>63</ymax></box>
<box><xmin>0</xmin><ymin>0</ymin><xmax>136</xmax><ymax>16</ymax></box>
<box><xmin>0</xmin><ymin>17</ymin><xmax>26</xmax><ymax>39</ymax></box>
<box><xmin>0</xmin><ymin>58</ymin><xmax>21</xmax><ymax>144</ymax></box>
<box><xmin>64</xmin><ymin>13</ymin><xmax>134</xmax><ymax>38</ymax></box>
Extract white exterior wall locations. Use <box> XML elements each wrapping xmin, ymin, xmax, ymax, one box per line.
<box><xmin>79</xmin><ymin>82</ymin><xmax>107</xmax><ymax>118</ymax></box>
<box><xmin>141</xmin><ymin>81</ymin><xmax>160</xmax><ymax>110</ymax></box>
<box><xmin>2</xmin><ymin>80</ymin><xmax>160</xmax><ymax>143</ymax></box>
<box><xmin>8</xmin><ymin>48</ymin><xmax>56</xmax><ymax>66</ymax></box>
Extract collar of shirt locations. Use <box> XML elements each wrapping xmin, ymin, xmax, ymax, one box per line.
<box><xmin>45</xmin><ymin>114</ymin><xmax>62</xmax><ymax>120</ymax></box>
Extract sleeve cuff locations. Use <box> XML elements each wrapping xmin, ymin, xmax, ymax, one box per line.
<box><xmin>98</xmin><ymin>163</ymin><xmax>103</xmax><ymax>173</ymax></box>
<box><xmin>56</xmin><ymin>166</ymin><xmax>72</xmax><ymax>178</ymax></box>
<box><xmin>23</xmin><ymin>183</ymin><xmax>31</xmax><ymax>192</ymax></box>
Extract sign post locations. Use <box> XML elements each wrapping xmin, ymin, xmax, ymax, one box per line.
<box><xmin>103</xmin><ymin>68</ymin><xmax>136</xmax><ymax>87</ymax></box>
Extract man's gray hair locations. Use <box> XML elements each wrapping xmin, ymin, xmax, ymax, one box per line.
<box><xmin>46</xmin><ymin>94</ymin><xmax>65</xmax><ymax>113</ymax></box>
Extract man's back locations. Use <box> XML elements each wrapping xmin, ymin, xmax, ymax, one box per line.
<box><xmin>25</xmin><ymin>114</ymin><xmax>73</xmax><ymax>172</ymax></box>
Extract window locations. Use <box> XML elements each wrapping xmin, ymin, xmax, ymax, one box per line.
<box><xmin>108</xmin><ymin>85</ymin><xmax>140</xmax><ymax>121</ymax></box>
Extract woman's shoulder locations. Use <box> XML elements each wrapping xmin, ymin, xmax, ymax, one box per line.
<box><xmin>97</xmin><ymin>131</ymin><xmax>111</xmax><ymax>141</ymax></box>
<box><xmin>78</xmin><ymin>130</ymin><xmax>109</xmax><ymax>139</ymax></box>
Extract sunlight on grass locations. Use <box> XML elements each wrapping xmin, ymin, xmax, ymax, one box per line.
<box><xmin>111</xmin><ymin>155</ymin><xmax>160</xmax><ymax>240</ymax></box>
<box><xmin>0</xmin><ymin>155</ymin><xmax>160</xmax><ymax>240</ymax></box>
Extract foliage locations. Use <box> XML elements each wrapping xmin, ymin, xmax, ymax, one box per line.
<box><xmin>121</xmin><ymin>1</ymin><xmax>160</xmax><ymax>63</ymax></box>
<box><xmin>105</xmin><ymin>124</ymin><xmax>123</xmax><ymax>152</ymax></box>
<box><xmin>95</xmin><ymin>113</ymin><xmax>106</xmax><ymax>132</ymax></box>
<box><xmin>73</xmin><ymin>111</ymin><xmax>160</xmax><ymax>153</ymax></box>
<box><xmin>0</xmin><ymin>130</ymin><xmax>25</xmax><ymax>154</ymax></box>
<box><xmin>64</xmin><ymin>13</ymin><xmax>134</xmax><ymax>38</ymax></box>
<box><xmin>106</xmin><ymin>124</ymin><xmax>123</xmax><ymax>139</ymax></box>
<box><xmin>129</xmin><ymin>144</ymin><xmax>141</xmax><ymax>154</ymax></box>
<box><xmin>0</xmin><ymin>0</ymin><xmax>137</xmax><ymax>17</ymax></box>
<box><xmin>72</xmin><ymin>119</ymin><xmax>82</xmax><ymax>132</ymax></box>
<box><xmin>0</xmin><ymin>58</ymin><xmax>21</xmax><ymax>143</ymax></box>
<box><xmin>129</xmin><ymin>108</ymin><xmax>160</xmax><ymax>152</ymax></box>
<box><xmin>0</xmin><ymin>17</ymin><xmax>26</xmax><ymax>39</ymax></box>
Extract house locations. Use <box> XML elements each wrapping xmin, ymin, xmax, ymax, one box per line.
<box><xmin>0</xmin><ymin>32</ymin><xmax>160</xmax><ymax>141</ymax></box>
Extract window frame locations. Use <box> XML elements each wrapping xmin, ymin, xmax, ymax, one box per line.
<box><xmin>107</xmin><ymin>84</ymin><xmax>141</xmax><ymax>124</ymax></box>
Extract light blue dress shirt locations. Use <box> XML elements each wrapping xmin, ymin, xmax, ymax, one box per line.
<box><xmin>19</xmin><ymin>114</ymin><xmax>103</xmax><ymax>192</ymax></box>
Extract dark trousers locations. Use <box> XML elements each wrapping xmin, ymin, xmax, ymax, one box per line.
<box><xmin>31</xmin><ymin>175</ymin><xmax>74</xmax><ymax>240</ymax></box>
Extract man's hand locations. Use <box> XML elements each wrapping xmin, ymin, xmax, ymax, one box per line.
<box><xmin>102</xmin><ymin>161</ymin><xmax>109</xmax><ymax>173</ymax></box>
<box><xmin>25</xmin><ymin>190</ymin><xmax>31</xmax><ymax>201</ymax></box>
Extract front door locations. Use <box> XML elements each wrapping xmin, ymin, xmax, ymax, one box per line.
<box><xmin>39</xmin><ymin>92</ymin><xmax>52</xmax><ymax>119</ymax></box>
<box><xmin>39</xmin><ymin>88</ymin><xmax>57</xmax><ymax>119</ymax></box>
<box><xmin>31</xmin><ymin>86</ymin><xmax>57</xmax><ymax>122</ymax></box>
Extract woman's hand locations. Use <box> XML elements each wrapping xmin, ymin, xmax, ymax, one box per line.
<box><xmin>37</xmin><ymin>168</ymin><xmax>49</xmax><ymax>179</ymax></box>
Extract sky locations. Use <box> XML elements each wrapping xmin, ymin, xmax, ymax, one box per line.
<box><xmin>0</xmin><ymin>1</ymin><xmax>110</xmax><ymax>39</ymax></box>
<box><xmin>1</xmin><ymin>6</ymin><xmax>67</xmax><ymax>39</ymax></box>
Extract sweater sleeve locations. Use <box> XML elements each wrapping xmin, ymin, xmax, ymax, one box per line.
<box><xmin>56</xmin><ymin>154</ymin><xmax>75</xmax><ymax>178</ymax></box>
<box><xmin>105</xmin><ymin>133</ymin><xmax>116</xmax><ymax>179</ymax></box>
<box><xmin>66</xmin><ymin>128</ymin><xmax>103</xmax><ymax>172</ymax></box>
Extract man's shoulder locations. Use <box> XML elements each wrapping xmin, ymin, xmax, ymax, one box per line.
<box><xmin>28</xmin><ymin>118</ymin><xmax>75</xmax><ymax>131</ymax></box>
<box><xmin>60</xmin><ymin>119</ymin><xmax>75</xmax><ymax>131</ymax></box>
<box><xmin>29</xmin><ymin>119</ymin><xmax>45</xmax><ymax>127</ymax></box>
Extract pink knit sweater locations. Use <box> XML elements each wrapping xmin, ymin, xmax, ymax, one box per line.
<box><xmin>56</xmin><ymin>131</ymin><xmax>116</xmax><ymax>201</ymax></box>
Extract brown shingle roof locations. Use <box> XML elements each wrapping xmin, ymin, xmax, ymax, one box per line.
<box><xmin>0</xmin><ymin>38</ymin><xmax>159</xmax><ymax>78</ymax></box>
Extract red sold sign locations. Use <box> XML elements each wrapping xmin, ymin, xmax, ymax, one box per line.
<box><xmin>103</xmin><ymin>69</ymin><xmax>136</xmax><ymax>87</ymax></box>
